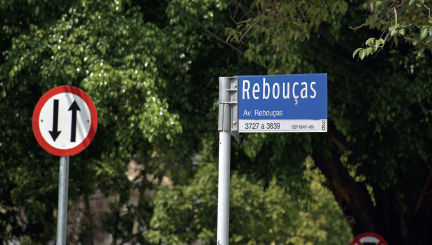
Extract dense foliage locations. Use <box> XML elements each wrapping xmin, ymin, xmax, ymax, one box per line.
<box><xmin>146</xmin><ymin>153</ymin><xmax>352</xmax><ymax>245</ymax></box>
<box><xmin>3</xmin><ymin>0</ymin><xmax>432</xmax><ymax>244</ymax></box>
<box><xmin>353</xmin><ymin>0</ymin><xmax>432</xmax><ymax>59</ymax></box>
<box><xmin>1</xmin><ymin>0</ymin><xmax>338</xmax><ymax>244</ymax></box>
<box><xmin>226</xmin><ymin>0</ymin><xmax>432</xmax><ymax>244</ymax></box>
<box><xmin>0</xmin><ymin>0</ymin><xmax>243</xmax><ymax>243</ymax></box>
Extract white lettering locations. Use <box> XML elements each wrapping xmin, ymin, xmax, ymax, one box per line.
<box><xmin>252</xmin><ymin>110</ymin><xmax>284</xmax><ymax>117</ymax></box>
<box><xmin>283</xmin><ymin>82</ymin><xmax>290</xmax><ymax>99</ymax></box>
<box><xmin>273</xmin><ymin>83</ymin><xmax>280</xmax><ymax>99</ymax></box>
<box><xmin>292</xmin><ymin>82</ymin><xmax>299</xmax><ymax>99</ymax></box>
<box><xmin>245</xmin><ymin>80</ymin><xmax>318</xmax><ymax>101</ymax></box>
<box><xmin>301</xmin><ymin>82</ymin><xmax>308</xmax><ymax>98</ymax></box>
<box><xmin>293</xmin><ymin>82</ymin><xmax>299</xmax><ymax>105</ymax></box>
<box><xmin>253</xmin><ymin>84</ymin><xmax>260</xmax><ymax>99</ymax></box>
<box><xmin>310</xmin><ymin>82</ymin><xmax>316</xmax><ymax>98</ymax></box>
<box><xmin>243</xmin><ymin>110</ymin><xmax>251</xmax><ymax>116</ymax></box>
<box><xmin>243</xmin><ymin>80</ymin><xmax>250</xmax><ymax>99</ymax></box>
<box><xmin>263</xmin><ymin>78</ymin><xmax>270</xmax><ymax>99</ymax></box>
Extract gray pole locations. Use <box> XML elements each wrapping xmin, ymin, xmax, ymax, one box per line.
<box><xmin>217</xmin><ymin>130</ymin><xmax>231</xmax><ymax>244</ymax></box>
<box><xmin>56</xmin><ymin>156</ymin><xmax>70</xmax><ymax>245</ymax></box>
<box><xmin>217</xmin><ymin>77</ymin><xmax>238</xmax><ymax>245</ymax></box>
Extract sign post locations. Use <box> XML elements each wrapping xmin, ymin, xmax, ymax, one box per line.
<box><xmin>217</xmin><ymin>77</ymin><xmax>238</xmax><ymax>245</ymax></box>
<box><xmin>57</xmin><ymin>156</ymin><xmax>70</xmax><ymax>245</ymax></box>
<box><xmin>217</xmin><ymin>74</ymin><xmax>327</xmax><ymax>244</ymax></box>
<box><xmin>32</xmin><ymin>86</ymin><xmax>97</xmax><ymax>244</ymax></box>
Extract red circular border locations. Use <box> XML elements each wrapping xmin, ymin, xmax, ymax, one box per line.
<box><xmin>32</xmin><ymin>86</ymin><xmax>98</xmax><ymax>156</ymax></box>
<box><xmin>351</xmin><ymin>232</ymin><xmax>388</xmax><ymax>245</ymax></box>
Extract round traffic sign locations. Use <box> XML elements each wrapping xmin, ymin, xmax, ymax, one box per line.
<box><xmin>32</xmin><ymin>86</ymin><xmax>97</xmax><ymax>156</ymax></box>
<box><xmin>351</xmin><ymin>232</ymin><xmax>388</xmax><ymax>245</ymax></box>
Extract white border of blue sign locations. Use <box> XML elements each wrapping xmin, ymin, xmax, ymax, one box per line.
<box><xmin>237</xmin><ymin>74</ymin><xmax>327</xmax><ymax>133</ymax></box>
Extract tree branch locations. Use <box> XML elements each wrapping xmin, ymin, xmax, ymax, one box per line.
<box><xmin>238</xmin><ymin>19</ymin><xmax>259</xmax><ymax>43</ymax></box>
<box><xmin>298</xmin><ymin>42</ymin><xmax>353</xmax><ymax>77</ymax></box>
<box><xmin>415</xmin><ymin>167</ymin><xmax>432</xmax><ymax>213</ymax></box>
<box><xmin>317</xmin><ymin>27</ymin><xmax>356</xmax><ymax>52</ymax></box>
<box><xmin>312</xmin><ymin>149</ymin><xmax>379</xmax><ymax>236</ymax></box>
<box><xmin>423</xmin><ymin>3</ymin><xmax>431</xmax><ymax>19</ymax></box>
<box><xmin>349</xmin><ymin>23</ymin><xmax>367</xmax><ymax>30</ymax></box>
<box><xmin>166</xmin><ymin>0</ymin><xmax>244</xmax><ymax>57</ymax></box>
<box><xmin>227</xmin><ymin>0</ymin><xmax>256</xmax><ymax>18</ymax></box>
<box><xmin>167</xmin><ymin>0</ymin><xmax>268</xmax><ymax>69</ymax></box>
<box><xmin>119</xmin><ymin>233</ymin><xmax>142</xmax><ymax>245</ymax></box>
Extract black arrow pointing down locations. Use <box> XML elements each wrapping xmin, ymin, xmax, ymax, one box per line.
<box><xmin>49</xmin><ymin>99</ymin><xmax>61</xmax><ymax>141</ymax></box>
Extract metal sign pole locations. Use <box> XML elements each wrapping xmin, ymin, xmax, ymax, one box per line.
<box><xmin>217</xmin><ymin>129</ymin><xmax>231</xmax><ymax>245</ymax></box>
<box><xmin>56</xmin><ymin>156</ymin><xmax>70</xmax><ymax>244</ymax></box>
<box><xmin>217</xmin><ymin>77</ymin><xmax>238</xmax><ymax>245</ymax></box>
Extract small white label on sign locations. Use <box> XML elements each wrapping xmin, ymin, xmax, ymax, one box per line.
<box><xmin>39</xmin><ymin>92</ymin><xmax>92</xmax><ymax>149</ymax></box>
<box><xmin>239</xmin><ymin>119</ymin><xmax>327</xmax><ymax>133</ymax></box>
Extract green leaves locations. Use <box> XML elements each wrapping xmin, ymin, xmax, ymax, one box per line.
<box><xmin>353</xmin><ymin>38</ymin><xmax>384</xmax><ymax>59</ymax></box>
<box><xmin>366</xmin><ymin>47</ymin><xmax>373</xmax><ymax>56</ymax></box>
<box><xmin>146</xmin><ymin>160</ymin><xmax>352</xmax><ymax>244</ymax></box>
<box><xmin>0</xmin><ymin>0</ymin><xmax>229</xmax><ymax>242</ymax></box>
<box><xmin>421</xmin><ymin>26</ymin><xmax>429</xmax><ymax>39</ymax></box>
<box><xmin>359</xmin><ymin>49</ymin><xmax>367</xmax><ymax>60</ymax></box>
<box><xmin>390</xmin><ymin>24</ymin><xmax>401</xmax><ymax>37</ymax></box>
<box><xmin>359</xmin><ymin>1</ymin><xmax>432</xmax><ymax>54</ymax></box>
<box><xmin>226</xmin><ymin>0</ymin><xmax>349</xmax><ymax>73</ymax></box>
<box><xmin>426</xmin><ymin>33</ymin><xmax>432</xmax><ymax>43</ymax></box>
<box><xmin>353</xmin><ymin>47</ymin><xmax>362</xmax><ymax>58</ymax></box>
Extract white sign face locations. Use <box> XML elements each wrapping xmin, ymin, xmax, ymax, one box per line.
<box><xmin>38</xmin><ymin>93</ymin><xmax>92</xmax><ymax>149</ymax></box>
<box><xmin>32</xmin><ymin>86</ymin><xmax>98</xmax><ymax>156</ymax></box>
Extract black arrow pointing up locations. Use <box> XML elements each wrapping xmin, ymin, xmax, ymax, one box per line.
<box><xmin>68</xmin><ymin>101</ymin><xmax>81</xmax><ymax>142</ymax></box>
<box><xmin>49</xmin><ymin>99</ymin><xmax>61</xmax><ymax>141</ymax></box>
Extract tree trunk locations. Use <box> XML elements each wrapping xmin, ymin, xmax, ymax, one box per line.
<box><xmin>131</xmin><ymin>170</ymin><xmax>146</xmax><ymax>245</ymax></box>
<box><xmin>312</xmin><ymin>148</ymin><xmax>432</xmax><ymax>244</ymax></box>
<box><xmin>112</xmin><ymin>197</ymin><xmax>120</xmax><ymax>245</ymax></box>
<box><xmin>84</xmin><ymin>188</ymin><xmax>95</xmax><ymax>245</ymax></box>
<box><xmin>312</xmin><ymin>149</ymin><xmax>382</xmax><ymax>236</ymax></box>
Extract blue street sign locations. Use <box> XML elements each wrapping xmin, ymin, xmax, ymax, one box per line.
<box><xmin>237</xmin><ymin>74</ymin><xmax>327</xmax><ymax>133</ymax></box>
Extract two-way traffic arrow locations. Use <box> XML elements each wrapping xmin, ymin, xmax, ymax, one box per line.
<box><xmin>48</xmin><ymin>100</ymin><xmax>81</xmax><ymax>142</ymax></box>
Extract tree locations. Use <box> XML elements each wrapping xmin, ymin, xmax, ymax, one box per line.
<box><xmin>145</xmin><ymin>148</ymin><xmax>352</xmax><ymax>245</ymax></box>
<box><xmin>0</xmin><ymin>0</ymin><xmax>183</xmax><ymax>242</ymax></box>
<box><xmin>353</xmin><ymin>0</ymin><xmax>432</xmax><ymax>59</ymax></box>
<box><xmin>5</xmin><ymin>0</ymin><xmax>431</xmax><ymax>244</ymax></box>
<box><xmin>0</xmin><ymin>0</ymin><xmax>261</xmax><ymax>243</ymax></box>
<box><xmin>225</xmin><ymin>0</ymin><xmax>432</xmax><ymax>244</ymax></box>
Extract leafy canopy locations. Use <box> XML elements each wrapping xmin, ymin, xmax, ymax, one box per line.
<box><xmin>353</xmin><ymin>0</ymin><xmax>432</xmax><ymax>59</ymax></box>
